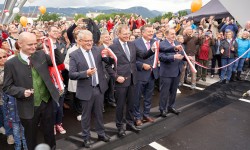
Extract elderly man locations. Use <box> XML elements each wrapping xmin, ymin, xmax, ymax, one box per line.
<box><xmin>69</xmin><ymin>30</ymin><xmax>114</xmax><ymax>148</ymax></box>
<box><xmin>3</xmin><ymin>32</ymin><xmax>64</xmax><ymax>150</ymax></box>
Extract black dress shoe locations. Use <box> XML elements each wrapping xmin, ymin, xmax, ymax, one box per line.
<box><xmin>108</xmin><ymin>101</ymin><xmax>117</xmax><ymax>107</ymax></box>
<box><xmin>117</xmin><ymin>129</ymin><xmax>126</xmax><ymax>138</ymax></box>
<box><xmin>98</xmin><ymin>135</ymin><xmax>111</xmax><ymax>142</ymax></box>
<box><xmin>168</xmin><ymin>108</ymin><xmax>181</xmax><ymax>115</ymax></box>
<box><xmin>82</xmin><ymin>139</ymin><xmax>91</xmax><ymax>148</ymax></box>
<box><xmin>160</xmin><ymin>111</ymin><xmax>167</xmax><ymax>118</ymax></box>
<box><xmin>126</xmin><ymin>124</ymin><xmax>141</xmax><ymax>133</ymax></box>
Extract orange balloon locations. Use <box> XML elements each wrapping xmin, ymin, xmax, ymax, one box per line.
<box><xmin>20</xmin><ymin>16</ymin><xmax>28</xmax><ymax>27</ymax></box>
<box><xmin>191</xmin><ymin>0</ymin><xmax>202</xmax><ymax>13</ymax></box>
<box><xmin>39</xmin><ymin>6</ymin><xmax>46</xmax><ymax>14</ymax></box>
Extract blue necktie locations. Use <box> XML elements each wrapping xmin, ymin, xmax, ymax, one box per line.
<box><xmin>87</xmin><ymin>51</ymin><xmax>97</xmax><ymax>86</ymax></box>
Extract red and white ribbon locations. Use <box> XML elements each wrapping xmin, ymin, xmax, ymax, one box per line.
<box><xmin>194</xmin><ymin>48</ymin><xmax>250</xmax><ymax>70</ymax></box>
<box><xmin>42</xmin><ymin>38</ymin><xmax>64</xmax><ymax>92</ymax></box>
<box><xmin>152</xmin><ymin>41</ymin><xmax>160</xmax><ymax>68</ymax></box>
<box><xmin>181</xmin><ymin>45</ymin><xmax>197</xmax><ymax>73</ymax></box>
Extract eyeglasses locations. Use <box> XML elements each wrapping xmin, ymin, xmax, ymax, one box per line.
<box><xmin>0</xmin><ymin>56</ymin><xmax>7</xmax><ymax>60</ymax></box>
<box><xmin>80</xmin><ymin>40</ymin><xmax>93</xmax><ymax>43</ymax></box>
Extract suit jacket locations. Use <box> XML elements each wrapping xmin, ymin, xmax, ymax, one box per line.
<box><xmin>108</xmin><ymin>39</ymin><xmax>154</xmax><ymax>87</ymax></box>
<box><xmin>159</xmin><ymin>40</ymin><xmax>184</xmax><ymax>78</ymax></box>
<box><xmin>3</xmin><ymin>50</ymin><xmax>63</xmax><ymax>119</ymax></box>
<box><xmin>69</xmin><ymin>46</ymin><xmax>112</xmax><ymax>101</ymax></box>
<box><xmin>134</xmin><ymin>38</ymin><xmax>159</xmax><ymax>81</ymax></box>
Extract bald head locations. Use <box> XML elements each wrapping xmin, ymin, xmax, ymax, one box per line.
<box><xmin>18</xmin><ymin>32</ymin><xmax>37</xmax><ymax>56</ymax></box>
<box><xmin>18</xmin><ymin>32</ymin><xmax>36</xmax><ymax>43</ymax></box>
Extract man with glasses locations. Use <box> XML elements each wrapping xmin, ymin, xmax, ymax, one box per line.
<box><xmin>69</xmin><ymin>30</ymin><xmax>114</xmax><ymax>148</ymax></box>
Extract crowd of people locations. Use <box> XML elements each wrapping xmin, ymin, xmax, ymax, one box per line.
<box><xmin>0</xmin><ymin>13</ymin><xmax>249</xmax><ymax>149</ymax></box>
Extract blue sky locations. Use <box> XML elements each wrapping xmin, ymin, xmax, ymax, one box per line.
<box><xmin>1</xmin><ymin>0</ymin><xmax>210</xmax><ymax>12</ymax></box>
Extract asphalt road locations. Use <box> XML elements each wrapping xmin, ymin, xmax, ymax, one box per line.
<box><xmin>1</xmin><ymin>80</ymin><xmax>250</xmax><ymax>150</ymax></box>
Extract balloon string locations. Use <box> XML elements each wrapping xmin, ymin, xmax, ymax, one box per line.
<box><xmin>30</xmin><ymin>6</ymin><xmax>37</xmax><ymax>18</ymax></box>
<box><xmin>192</xmin><ymin>48</ymin><xmax>250</xmax><ymax>70</ymax></box>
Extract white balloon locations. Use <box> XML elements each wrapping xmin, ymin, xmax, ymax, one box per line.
<box><xmin>13</xmin><ymin>7</ymin><xmax>20</xmax><ymax>14</ymax></box>
<box><xmin>28</xmin><ymin>0</ymin><xmax>35</xmax><ymax>3</ymax></box>
<box><xmin>5</xmin><ymin>12</ymin><xmax>9</xmax><ymax>16</ymax></box>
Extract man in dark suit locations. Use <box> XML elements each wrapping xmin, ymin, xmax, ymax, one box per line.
<box><xmin>3</xmin><ymin>32</ymin><xmax>64</xmax><ymax>150</ymax></box>
<box><xmin>159</xmin><ymin>28</ymin><xmax>185</xmax><ymax>117</ymax></box>
<box><xmin>69</xmin><ymin>30</ymin><xmax>113</xmax><ymax>148</ymax></box>
<box><xmin>108</xmin><ymin>24</ymin><xmax>154</xmax><ymax>137</ymax></box>
<box><xmin>134</xmin><ymin>25</ymin><xmax>159</xmax><ymax>126</ymax></box>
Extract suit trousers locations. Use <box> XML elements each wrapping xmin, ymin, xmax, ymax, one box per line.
<box><xmin>20</xmin><ymin>99</ymin><xmax>55</xmax><ymax>150</ymax></box>
<box><xmin>115</xmin><ymin>84</ymin><xmax>135</xmax><ymax>129</ymax></box>
<box><xmin>159</xmin><ymin>75</ymin><xmax>180</xmax><ymax>112</ymax></box>
<box><xmin>80</xmin><ymin>86</ymin><xmax>105</xmax><ymax>140</ymax></box>
<box><xmin>134</xmin><ymin>76</ymin><xmax>155</xmax><ymax>120</ymax></box>
<box><xmin>104</xmin><ymin>77</ymin><xmax>115</xmax><ymax>103</ymax></box>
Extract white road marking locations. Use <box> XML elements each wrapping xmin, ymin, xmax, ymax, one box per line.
<box><xmin>149</xmin><ymin>142</ymin><xmax>169</xmax><ymax>150</ymax></box>
<box><xmin>183</xmin><ymin>84</ymin><xmax>205</xmax><ymax>91</ymax></box>
<box><xmin>239</xmin><ymin>98</ymin><xmax>250</xmax><ymax>104</ymax></box>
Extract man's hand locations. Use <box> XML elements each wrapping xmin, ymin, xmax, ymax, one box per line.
<box><xmin>188</xmin><ymin>56</ymin><xmax>194</xmax><ymax>61</ymax></box>
<box><xmin>221</xmin><ymin>49</ymin><xmax>224</xmax><ymax>54</ymax></box>
<box><xmin>142</xmin><ymin>63</ymin><xmax>151</xmax><ymax>71</ymax></box>
<box><xmin>87</xmin><ymin>68</ymin><xmax>97</xmax><ymax>76</ymax></box>
<box><xmin>101</xmin><ymin>49</ymin><xmax>109</xmax><ymax>57</ymax></box>
<box><xmin>24</xmin><ymin>89</ymin><xmax>34</xmax><ymax>97</ymax></box>
<box><xmin>175</xmin><ymin>45</ymin><xmax>183</xmax><ymax>51</ymax></box>
<box><xmin>231</xmin><ymin>47</ymin><xmax>235</xmax><ymax>51</ymax></box>
<box><xmin>174</xmin><ymin>54</ymin><xmax>184</xmax><ymax>60</ymax></box>
<box><xmin>116</xmin><ymin>76</ymin><xmax>125</xmax><ymax>83</ymax></box>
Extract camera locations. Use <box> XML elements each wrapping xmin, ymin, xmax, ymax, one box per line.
<box><xmin>205</xmin><ymin>32</ymin><xmax>210</xmax><ymax>36</ymax></box>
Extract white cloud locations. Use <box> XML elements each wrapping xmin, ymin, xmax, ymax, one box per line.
<box><xmin>1</xmin><ymin>0</ymin><xmax>211</xmax><ymax>12</ymax></box>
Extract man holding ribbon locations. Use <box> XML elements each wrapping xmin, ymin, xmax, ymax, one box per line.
<box><xmin>133</xmin><ymin>24</ymin><xmax>159</xmax><ymax>126</ymax></box>
<box><xmin>159</xmin><ymin>28</ymin><xmax>187</xmax><ymax>117</ymax></box>
<box><xmin>108</xmin><ymin>24</ymin><xmax>155</xmax><ymax>138</ymax></box>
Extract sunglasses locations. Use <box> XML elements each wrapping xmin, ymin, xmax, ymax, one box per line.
<box><xmin>0</xmin><ymin>56</ymin><xmax>7</xmax><ymax>60</ymax></box>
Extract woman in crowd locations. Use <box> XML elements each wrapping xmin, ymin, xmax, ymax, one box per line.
<box><xmin>0</xmin><ymin>39</ymin><xmax>14</xmax><ymax>56</ymax></box>
<box><xmin>197</xmin><ymin>30</ymin><xmax>215</xmax><ymax>81</ymax></box>
<box><xmin>219</xmin><ymin>29</ymin><xmax>238</xmax><ymax>83</ymax></box>
<box><xmin>232</xmin><ymin>31</ymin><xmax>250</xmax><ymax>80</ymax></box>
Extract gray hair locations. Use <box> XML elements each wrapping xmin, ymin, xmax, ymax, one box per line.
<box><xmin>77</xmin><ymin>30</ymin><xmax>93</xmax><ymax>40</ymax></box>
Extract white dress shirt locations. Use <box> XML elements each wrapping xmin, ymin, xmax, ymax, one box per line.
<box><xmin>80</xmin><ymin>47</ymin><xmax>99</xmax><ymax>85</ymax></box>
<box><xmin>20</xmin><ymin>51</ymin><xmax>30</xmax><ymax>65</ymax></box>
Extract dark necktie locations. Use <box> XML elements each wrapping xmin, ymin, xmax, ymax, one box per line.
<box><xmin>86</xmin><ymin>51</ymin><xmax>97</xmax><ymax>86</ymax></box>
<box><xmin>28</xmin><ymin>56</ymin><xmax>32</xmax><ymax>67</ymax></box>
<box><xmin>123</xmin><ymin>43</ymin><xmax>130</xmax><ymax>61</ymax></box>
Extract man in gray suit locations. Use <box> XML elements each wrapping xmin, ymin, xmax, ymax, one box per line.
<box><xmin>69</xmin><ymin>30</ymin><xmax>114</xmax><ymax>148</ymax></box>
